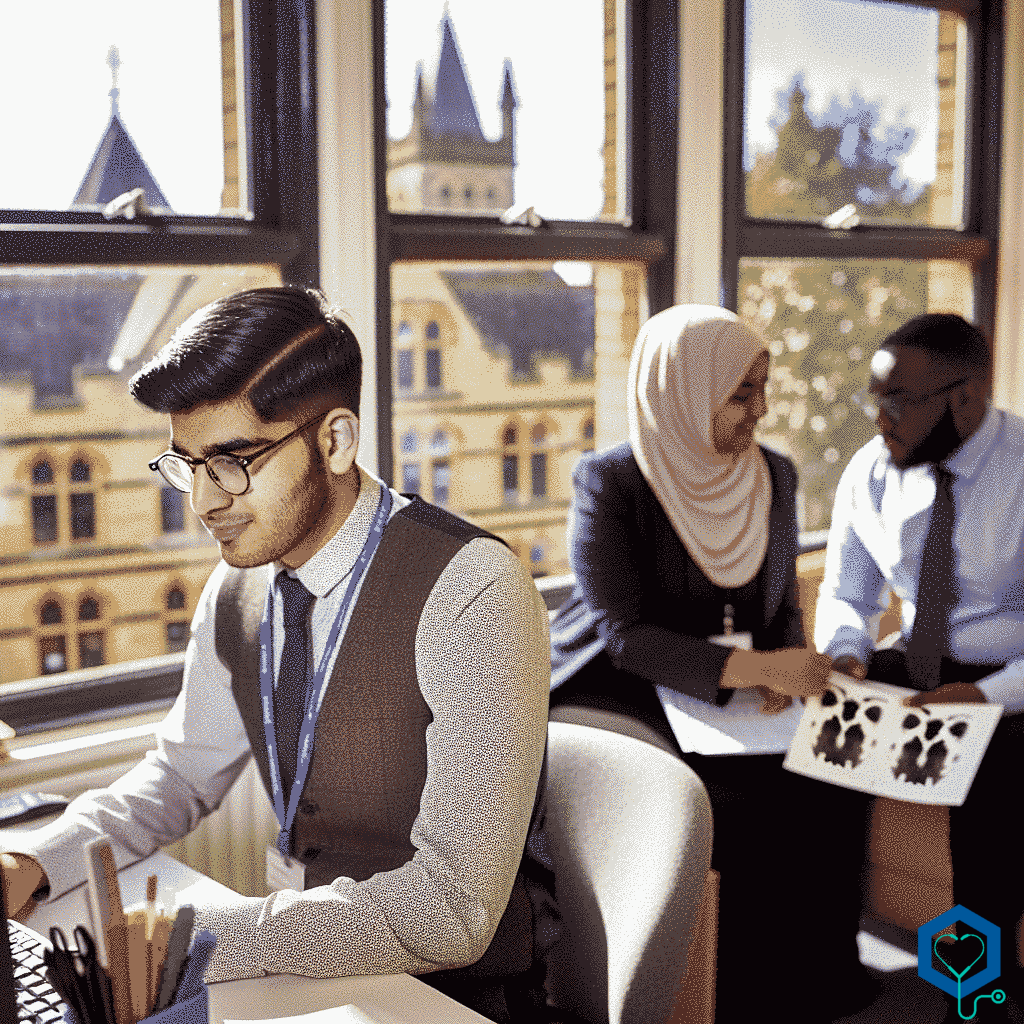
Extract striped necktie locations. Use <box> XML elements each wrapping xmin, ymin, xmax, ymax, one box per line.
<box><xmin>274</xmin><ymin>572</ymin><xmax>317</xmax><ymax>797</ymax></box>
<box><xmin>906</xmin><ymin>464</ymin><xmax>957</xmax><ymax>691</ymax></box>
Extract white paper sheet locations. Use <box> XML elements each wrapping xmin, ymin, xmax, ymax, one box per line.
<box><xmin>224</xmin><ymin>1005</ymin><xmax>379</xmax><ymax>1024</ymax></box>
<box><xmin>783</xmin><ymin>673</ymin><xmax>1003</xmax><ymax>805</ymax></box>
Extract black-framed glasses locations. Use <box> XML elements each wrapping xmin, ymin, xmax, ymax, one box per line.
<box><xmin>852</xmin><ymin>376</ymin><xmax>970</xmax><ymax>424</ymax></box>
<box><xmin>149</xmin><ymin>415</ymin><xmax>324</xmax><ymax>495</ymax></box>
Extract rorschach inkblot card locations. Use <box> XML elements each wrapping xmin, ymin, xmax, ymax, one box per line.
<box><xmin>783</xmin><ymin>673</ymin><xmax>1003</xmax><ymax>805</ymax></box>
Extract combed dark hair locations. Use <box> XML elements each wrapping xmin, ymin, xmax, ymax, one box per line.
<box><xmin>129</xmin><ymin>286</ymin><xmax>362</xmax><ymax>421</ymax></box>
<box><xmin>884</xmin><ymin>313</ymin><xmax>991</xmax><ymax>374</ymax></box>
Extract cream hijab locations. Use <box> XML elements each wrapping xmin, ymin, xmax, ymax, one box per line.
<box><xmin>627</xmin><ymin>305</ymin><xmax>772</xmax><ymax>588</ymax></box>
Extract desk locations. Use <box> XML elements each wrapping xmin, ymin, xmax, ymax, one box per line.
<box><xmin>25</xmin><ymin>852</ymin><xmax>493</xmax><ymax>1024</ymax></box>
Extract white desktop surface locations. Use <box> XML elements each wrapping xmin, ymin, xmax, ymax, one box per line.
<box><xmin>25</xmin><ymin>852</ymin><xmax>493</xmax><ymax>1024</ymax></box>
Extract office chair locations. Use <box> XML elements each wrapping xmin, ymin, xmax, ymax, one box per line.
<box><xmin>544</xmin><ymin>721</ymin><xmax>715</xmax><ymax>1024</ymax></box>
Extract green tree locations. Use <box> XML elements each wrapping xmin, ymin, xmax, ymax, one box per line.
<box><xmin>747</xmin><ymin>73</ymin><xmax>931</xmax><ymax>223</ymax></box>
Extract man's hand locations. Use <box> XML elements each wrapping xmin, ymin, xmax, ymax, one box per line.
<box><xmin>832</xmin><ymin>655</ymin><xmax>867</xmax><ymax>680</ymax></box>
<box><xmin>0</xmin><ymin>851</ymin><xmax>46</xmax><ymax>920</ymax></box>
<box><xmin>903</xmin><ymin>683</ymin><xmax>987</xmax><ymax>707</ymax></box>
<box><xmin>724</xmin><ymin>648</ymin><xmax>833</xmax><ymax>698</ymax></box>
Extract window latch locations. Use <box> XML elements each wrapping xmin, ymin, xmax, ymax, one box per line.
<box><xmin>103</xmin><ymin>187</ymin><xmax>159</xmax><ymax>222</ymax></box>
<box><xmin>822</xmin><ymin>203</ymin><xmax>860</xmax><ymax>230</ymax></box>
<box><xmin>500</xmin><ymin>204</ymin><xmax>545</xmax><ymax>229</ymax></box>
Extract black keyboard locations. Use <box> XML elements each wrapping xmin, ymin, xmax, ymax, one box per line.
<box><xmin>7</xmin><ymin>920</ymin><xmax>65</xmax><ymax>1024</ymax></box>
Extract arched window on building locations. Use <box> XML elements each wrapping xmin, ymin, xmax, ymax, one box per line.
<box><xmin>502</xmin><ymin>425</ymin><xmax>520</xmax><ymax>504</ymax></box>
<box><xmin>425</xmin><ymin>321</ymin><xmax>442</xmax><ymax>389</ymax></box>
<box><xmin>31</xmin><ymin>458</ymin><xmax>58</xmax><ymax>545</ymax></box>
<box><xmin>166</xmin><ymin>586</ymin><xmax>190</xmax><ymax>653</ymax></box>
<box><xmin>396</xmin><ymin>321</ymin><xmax>414</xmax><ymax>390</ymax></box>
<box><xmin>530</xmin><ymin>423</ymin><xmax>548</xmax><ymax>500</ymax></box>
<box><xmin>582</xmin><ymin>417</ymin><xmax>595</xmax><ymax>453</ymax></box>
<box><xmin>77</xmin><ymin>593</ymin><xmax>105</xmax><ymax>669</ymax></box>
<box><xmin>38</xmin><ymin>599</ymin><xmax>66</xmax><ymax>675</ymax></box>
<box><xmin>429</xmin><ymin>429</ymin><xmax>451</xmax><ymax>507</ymax></box>
<box><xmin>69</xmin><ymin>459</ymin><xmax>96</xmax><ymax>540</ymax></box>
<box><xmin>400</xmin><ymin>428</ymin><xmax>421</xmax><ymax>493</ymax></box>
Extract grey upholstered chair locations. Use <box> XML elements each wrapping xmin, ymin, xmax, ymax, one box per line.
<box><xmin>544</xmin><ymin>721</ymin><xmax>715</xmax><ymax>1024</ymax></box>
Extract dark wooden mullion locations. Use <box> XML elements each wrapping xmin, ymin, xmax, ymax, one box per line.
<box><xmin>271</xmin><ymin>0</ymin><xmax>319</xmax><ymax>286</ymax></box>
<box><xmin>0</xmin><ymin>225</ymin><xmax>302</xmax><ymax>266</ymax></box>
<box><xmin>970</xmin><ymin>0</ymin><xmax>1003</xmax><ymax>338</ymax></box>
<box><xmin>630</xmin><ymin>0</ymin><xmax>680</xmax><ymax>317</ymax></box>
<box><xmin>720</xmin><ymin>0</ymin><xmax>746</xmax><ymax>312</ymax></box>
<box><xmin>388</xmin><ymin>219</ymin><xmax>668</xmax><ymax>265</ymax></box>
<box><xmin>738</xmin><ymin>224</ymin><xmax>991</xmax><ymax>263</ymax></box>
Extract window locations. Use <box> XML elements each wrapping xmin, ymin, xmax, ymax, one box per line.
<box><xmin>70</xmin><ymin>492</ymin><xmax>96</xmax><ymax>540</ymax></box>
<box><xmin>161</xmin><ymin>486</ymin><xmax>186</xmax><ymax>533</ymax></box>
<box><xmin>402</xmin><ymin>462</ymin><xmax>422</xmax><ymax>493</ymax></box>
<box><xmin>165</xmin><ymin>587</ymin><xmax>190</xmax><ymax>653</ymax></box>
<box><xmin>425</xmin><ymin>348</ymin><xmax>442</xmax><ymax>389</ymax></box>
<box><xmin>531</xmin><ymin>452</ymin><xmax>547</xmax><ymax>499</ymax></box>
<box><xmin>397</xmin><ymin>349</ymin><xmax>414</xmax><ymax>389</ymax></box>
<box><xmin>380</xmin><ymin>1</ymin><xmax>679</xmax><ymax>578</ymax></box>
<box><xmin>725</xmin><ymin>0</ymin><xmax>1002</xmax><ymax>532</ymax></box>
<box><xmin>1</xmin><ymin>0</ymin><xmax>317</xmax><ymax>698</ymax></box>
<box><xmin>32</xmin><ymin>495</ymin><xmax>58</xmax><ymax>545</ymax></box>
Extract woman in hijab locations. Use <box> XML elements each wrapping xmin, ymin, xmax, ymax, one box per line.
<box><xmin>549</xmin><ymin>305</ymin><xmax>877</xmax><ymax>1023</ymax></box>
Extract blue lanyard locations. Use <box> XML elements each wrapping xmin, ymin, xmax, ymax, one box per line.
<box><xmin>259</xmin><ymin>486</ymin><xmax>392</xmax><ymax>855</ymax></box>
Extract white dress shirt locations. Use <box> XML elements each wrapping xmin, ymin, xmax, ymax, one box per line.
<box><xmin>815</xmin><ymin>405</ymin><xmax>1024</xmax><ymax>713</ymax></box>
<box><xmin>17</xmin><ymin>466</ymin><xmax>551</xmax><ymax>982</ymax></box>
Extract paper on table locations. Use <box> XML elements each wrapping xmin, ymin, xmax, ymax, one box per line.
<box><xmin>783</xmin><ymin>673</ymin><xmax>1003</xmax><ymax>805</ymax></box>
<box><xmin>224</xmin><ymin>1005</ymin><xmax>380</xmax><ymax>1024</ymax></box>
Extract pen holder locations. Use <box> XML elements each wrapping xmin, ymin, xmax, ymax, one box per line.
<box><xmin>63</xmin><ymin>986</ymin><xmax>208</xmax><ymax>1024</ymax></box>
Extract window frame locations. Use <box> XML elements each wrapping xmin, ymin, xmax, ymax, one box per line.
<box><xmin>371</xmin><ymin>0</ymin><xmax>682</xmax><ymax>483</ymax></box>
<box><xmin>0</xmin><ymin>0</ymin><xmax>320</xmax><ymax>730</ymax></box>
<box><xmin>721</xmin><ymin>0</ymin><xmax>1003</xmax><ymax>335</ymax></box>
<box><xmin>0</xmin><ymin>0</ymin><xmax>320</xmax><ymax>283</ymax></box>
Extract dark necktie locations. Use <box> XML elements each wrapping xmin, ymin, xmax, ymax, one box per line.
<box><xmin>906</xmin><ymin>464</ymin><xmax>957</xmax><ymax>691</ymax></box>
<box><xmin>274</xmin><ymin>572</ymin><xmax>316</xmax><ymax>797</ymax></box>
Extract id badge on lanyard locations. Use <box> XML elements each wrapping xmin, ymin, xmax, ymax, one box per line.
<box><xmin>259</xmin><ymin>486</ymin><xmax>392</xmax><ymax>890</ymax></box>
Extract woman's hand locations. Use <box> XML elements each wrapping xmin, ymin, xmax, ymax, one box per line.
<box><xmin>722</xmin><ymin>647</ymin><xmax>833</xmax><ymax>697</ymax></box>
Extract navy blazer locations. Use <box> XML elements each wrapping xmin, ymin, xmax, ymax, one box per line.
<box><xmin>550</xmin><ymin>442</ymin><xmax>805</xmax><ymax>705</ymax></box>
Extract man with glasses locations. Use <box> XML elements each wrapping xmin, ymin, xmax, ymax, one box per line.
<box><xmin>816</xmin><ymin>312</ymin><xmax>1024</xmax><ymax>1021</ymax></box>
<box><xmin>0</xmin><ymin>286</ymin><xmax>551</xmax><ymax>1022</ymax></box>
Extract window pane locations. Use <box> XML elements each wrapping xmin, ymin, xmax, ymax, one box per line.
<box><xmin>39</xmin><ymin>636</ymin><xmax>67</xmax><ymax>676</ymax></box>
<box><xmin>432</xmin><ymin>459</ymin><xmax>451</xmax><ymax>507</ymax></box>
<box><xmin>161</xmin><ymin>486</ymin><xmax>186</xmax><ymax>533</ymax></box>
<box><xmin>745</xmin><ymin>0</ymin><xmax>967</xmax><ymax>228</ymax></box>
<box><xmin>397</xmin><ymin>350</ymin><xmax>414</xmax><ymax>390</ymax></box>
<box><xmin>70</xmin><ymin>492</ymin><xmax>96</xmax><ymax>540</ymax></box>
<box><xmin>40</xmin><ymin>601</ymin><xmax>63</xmax><ymax>626</ymax></box>
<box><xmin>531</xmin><ymin>452</ymin><xmax>547</xmax><ymax>498</ymax></box>
<box><xmin>402</xmin><ymin>462</ymin><xmax>422</xmax><ymax>494</ymax></box>
<box><xmin>393</xmin><ymin>258</ymin><xmax>637</xmax><ymax>577</ymax></box>
<box><xmin>385</xmin><ymin>1</ymin><xmax>614</xmax><ymax>221</ymax></box>
<box><xmin>503</xmin><ymin>455</ymin><xmax>520</xmax><ymax>502</ymax></box>
<box><xmin>166</xmin><ymin>621</ymin><xmax>190</xmax><ymax>653</ymax></box>
<box><xmin>1</xmin><ymin>1</ymin><xmax>248</xmax><ymax>216</ymax></box>
<box><xmin>739</xmin><ymin>256</ymin><xmax>973</xmax><ymax>532</ymax></box>
<box><xmin>425</xmin><ymin>348</ymin><xmax>442</xmax><ymax>390</ymax></box>
<box><xmin>167</xmin><ymin>588</ymin><xmax>187</xmax><ymax>611</ymax></box>
<box><xmin>78</xmin><ymin>597</ymin><xmax>100</xmax><ymax>622</ymax></box>
<box><xmin>78</xmin><ymin>631</ymin><xmax>105</xmax><ymax>669</ymax></box>
<box><xmin>1</xmin><ymin>262</ymin><xmax>281</xmax><ymax>685</ymax></box>
<box><xmin>32</xmin><ymin>495</ymin><xmax>58</xmax><ymax>544</ymax></box>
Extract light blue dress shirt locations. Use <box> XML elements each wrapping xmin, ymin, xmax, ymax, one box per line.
<box><xmin>815</xmin><ymin>404</ymin><xmax>1024</xmax><ymax>713</ymax></box>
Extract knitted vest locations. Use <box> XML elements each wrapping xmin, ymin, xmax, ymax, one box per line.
<box><xmin>214</xmin><ymin>496</ymin><xmax>538</xmax><ymax>978</ymax></box>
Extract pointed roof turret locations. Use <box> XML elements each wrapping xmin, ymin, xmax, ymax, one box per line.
<box><xmin>72</xmin><ymin>46</ymin><xmax>172</xmax><ymax>211</ymax></box>
<box><xmin>500</xmin><ymin>60</ymin><xmax>518</xmax><ymax>113</ymax></box>
<box><xmin>430</xmin><ymin>14</ymin><xmax>484</xmax><ymax>140</ymax></box>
